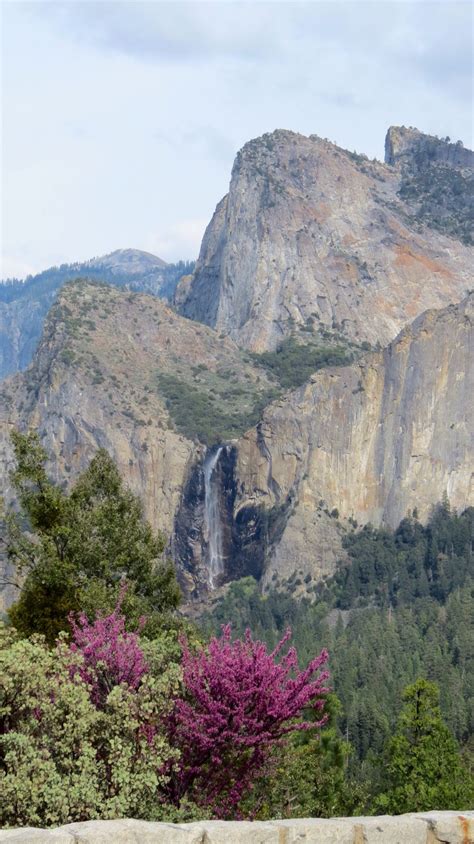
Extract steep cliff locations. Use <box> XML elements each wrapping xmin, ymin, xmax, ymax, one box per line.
<box><xmin>228</xmin><ymin>294</ymin><xmax>473</xmax><ymax>587</ymax></box>
<box><xmin>177</xmin><ymin>128</ymin><xmax>472</xmax><ymax>352</ymax></box>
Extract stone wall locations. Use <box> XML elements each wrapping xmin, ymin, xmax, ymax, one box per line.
<box><xmin>1</xmin><ymin>811</ymin><xmax>473</xmax><ymax>843</ymax></box>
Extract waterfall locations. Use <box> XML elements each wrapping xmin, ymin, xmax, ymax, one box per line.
<box><xmin>203</xmin><ymin>446</ymin><xmax>224</xmax><ymax>589</ymax></box>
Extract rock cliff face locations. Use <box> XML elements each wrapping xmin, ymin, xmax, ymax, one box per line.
<box><xmin>177</xmin><ymin>129</ymin><xmax>472</xmax><ymax>352</ymax></box>
<box><xmin>229</xmin><ymin>295</ymin><xmax>473</xmax><ymax>586</ymax></box>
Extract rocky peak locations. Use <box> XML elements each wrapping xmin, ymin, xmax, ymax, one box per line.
<box><xmin>385</xmin><ymin>127</ymin><xmax>473</xmax><ymax>245</ymax></box>
<box><xmin>178</xmin><ymin>127</ymin><xmax>472</xmax><ymax>352</ymax></box>
<box><xmin>385</xmin><ymin>125</ymin><xmax>474</xmax><ymax>170</ymax></box>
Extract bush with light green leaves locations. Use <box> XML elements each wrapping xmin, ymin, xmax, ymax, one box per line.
<box><xmin>0</xmin><ymin>625</ymin><xmax>181</xmax><ymax>827</ymax></box>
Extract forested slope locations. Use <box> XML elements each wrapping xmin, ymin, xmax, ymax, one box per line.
<box><xmin>203</xmin><ymin>502</ymin><xmax>474</xmax><ymax>773</ymax></box>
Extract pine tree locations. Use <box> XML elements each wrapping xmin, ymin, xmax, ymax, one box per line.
<box><xmin>376</xmin><ymin>678</ymin><xmax>473</xmax><ymax>813</ymax></box>
<box><xmin>6</xmin><ymin>431</ymin><xmax>180</xmax><ymax>640</ymax></box>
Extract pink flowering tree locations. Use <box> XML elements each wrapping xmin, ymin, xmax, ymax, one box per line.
<box><xmin>68</xmin><ymin>589</ymin><xmax>148</xmax><ymax>708</ymax></box>
<box><xmin>166</xmin><ymin>624</ymin><xmax>330</xmax><ymax>817</ymax></box>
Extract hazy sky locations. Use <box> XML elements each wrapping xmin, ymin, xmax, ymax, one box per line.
<box><xmin>2</xmin><ymin>0</ymin><xmax>472</xmax><ymax>278</ymax></box>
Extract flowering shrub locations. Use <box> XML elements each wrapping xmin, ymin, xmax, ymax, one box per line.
<box><xmin>0</xmin><ymin>625</ymin><xmax>180</xmax><ymax>827</ymax></box>
<box><xmin>2</xmin><ymin>604</ymin><xmax>331</xmax><ymax>824</ymax></box>
<box><xmin>167</xmin><ymin>624</ymin><xmax>330</xmax><ymax>817</ymax></box>
<box><xmin>69</xmin><ymin>589</ymin><xmax>148</xmax><ymax>707</ymax></box>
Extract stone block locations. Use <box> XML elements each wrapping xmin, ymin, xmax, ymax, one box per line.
<box><xmin>417</xmin><ymin>811</ymin><xmax>474</xmax><ymax>844</ymax></box>
<box><xmin>0</xmin><ymin>830</ymin><xmax>73</xmax><ymax>843</ymax></box>
<box><xmin>183</xmin><ymin>820</ymin><xmax>279</xmax><ymax>842</ymax></box>
<box><xmin>356</xmin><ymin>815</ymin><xmax>428</xmax><ymax>843</ymax></box>
<box><xmin>271</xmin><ymin>817</ymin><xmax>355</xmax><ymax>842</ymax></box>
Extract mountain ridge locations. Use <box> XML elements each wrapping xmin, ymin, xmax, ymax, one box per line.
<box><xmin>0</xmin><ymin>249</ymin><xmax>194</xmax><ymax>380</ymax></box>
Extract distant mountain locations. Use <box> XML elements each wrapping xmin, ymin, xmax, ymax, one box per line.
<box><xmin>0</xmin><ymin>248</ymin><xmax>194</xmax><ymax>380</ymax></box>
<box><xmin>86</xmin><ymin>248</ymin><xmax>167</xmax><ymax>274</ymax></box>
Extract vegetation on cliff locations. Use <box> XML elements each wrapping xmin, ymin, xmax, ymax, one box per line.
<box><xmin>250</xmin><ymin>330</ymin><xmax>364</xmax><ymax>390</ymax></box>
<box><xmin>156</xmin><ymin>371</ymin><xmax>279</xmax><ymax>445</ymax></box>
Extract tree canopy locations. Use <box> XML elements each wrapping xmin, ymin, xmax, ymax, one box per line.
<box><xmin>375</xmin><ymin>679</ymin><xmax>473</xmax><ymax>812</ymax></box>
<box><xmin>5</xmin><ymin>431</ymin><xmax>180</xmax><ymax>640</ymax></box>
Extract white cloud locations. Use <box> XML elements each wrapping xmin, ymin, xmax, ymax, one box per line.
<box><xmin>27</xmin><ymin>1</ymin><xmax>288</xmax><ymax>63</ymax></box>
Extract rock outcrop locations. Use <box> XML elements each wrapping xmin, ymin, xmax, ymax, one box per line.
<box><xmin>1</xmin><ymin>811</ymin><xmax>472</xmax><ymax>843</ymax></box>
<box><xmin>177</xmin><ymin>129</ymin><xmax>472</xmax><ymax>352</ymax></box>
<box><xmin>384</xmin><ymin>127</ymin><xmax>474</xmax><ymax>246</ymax></box>
<box><xmin>385</xmin><ymin>126</ymin><xmax>474</xmax><ymax>170</ymax></box>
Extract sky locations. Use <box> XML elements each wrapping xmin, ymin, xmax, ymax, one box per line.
<box><xmin>1</xmin><ymin>0</ymin><xmax>473</xmax><ymax>279</ymax></box>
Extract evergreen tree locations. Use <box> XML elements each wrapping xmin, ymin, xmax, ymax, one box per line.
<box><xmin>375</xmin><ymin>679</ymin><xmax>473</xmax><ymax>813</ymax></box>
<box><xmin>5</xmin><ymin>431</ymin><xmax>180</xmax><ymax>640</ymax></box>
<box><xmin>250</xmin><ymin>694</ymin><xmax>366</xmax><ymax>819</ymax></box>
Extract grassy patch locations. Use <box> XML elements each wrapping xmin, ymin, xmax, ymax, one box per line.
<box><xmin>156</xmin><ymin>372</ymin><xmax>279</xmax><ymax>445</ymax></box>
<box><xmin>250</xmin><ymin>335</ymin><xmax>357</xmax><ymax>390</ymax></box>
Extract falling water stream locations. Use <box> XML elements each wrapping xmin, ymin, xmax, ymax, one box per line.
<box><xmin>203</xmin><ymin>446</ymin><xmax>224</xmax><ymax>589</ymax></box>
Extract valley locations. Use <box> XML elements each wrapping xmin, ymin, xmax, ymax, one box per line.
<box><xmin>1</xmin><ymin>126</ymin><xmax>472</xmax><ymax>606</ymax></box>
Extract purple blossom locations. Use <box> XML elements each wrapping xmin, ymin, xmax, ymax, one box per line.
<box><xmin>68</xmin><ymin>589</ymin><xmax>148</xmax><ymax>708</ymax></box>
<box><xmin>167</xmin><ymin>624</ymin><xmax>330</xmax><ymax>817</ymax></box>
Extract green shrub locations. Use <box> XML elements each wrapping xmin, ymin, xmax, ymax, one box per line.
<box><xmin>60</xmin><ymin>348</ymin><xmax>76</xmax><ymax>366</ymax></box>
<box><xmin>251</xmin><ymin>337</ymin><xmax>354</xmax><ymax>390</ymax></box>
<box><xmin>0</xmin><ymin>628</ymin><xmax>180</xmax><ymax>827</ymax></box>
